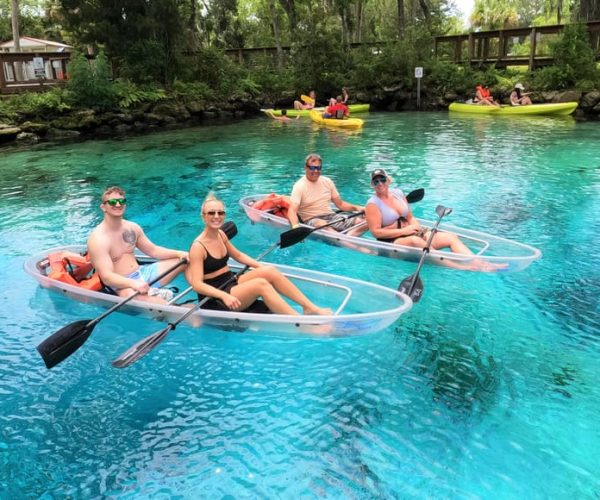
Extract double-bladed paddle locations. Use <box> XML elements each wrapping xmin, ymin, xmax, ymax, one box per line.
<box><xmin>36</xmin><ymin>221</ymin><xmax>238</xmax><ymax>369</ymax></box>
<box><xmin>280</xmin><ymin>188</ymin><xmax>425</xmax><ymax>249</ymax></box>
<box><xmin>112</xmin><ymin>239</ymin><xmax>281</xmax><ymax>368</ymax></box>
<box><xmin>398</xmin><ymin>205</ymin><xmax>453</xmax><ymax>303</ymax></box>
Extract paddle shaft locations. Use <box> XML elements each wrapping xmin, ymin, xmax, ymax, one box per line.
<box><xmin>111</xmin><ymin>240</ymin><xmax>282</xmax><ymax>368</ymax></box>
<box><xmin>405</xmin><ymin>207</ymin><xmax>449</xmax><ymax>296</ymax></box>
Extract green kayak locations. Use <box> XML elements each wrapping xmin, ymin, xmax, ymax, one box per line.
<box><xmin>264</xmin><ymin>103</ymin><xmax>370</xmax><ymax>117</ymax></box>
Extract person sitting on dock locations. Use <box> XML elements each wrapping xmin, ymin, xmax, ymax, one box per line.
<box><xmin>474</xmin><ymin>84</ymin><xmax>501</xmax><ymax>107</ymax></box>
<box><xmin>265</xmin><ymin>109</ymin><xmax>299</xmax><ymax>122</ymax></box>
<box><xmin>293</xmin><ymin>90</ymin><xmax>316</xmax><ymax>110</ymax></box>
<box><xmin>510</xmin><ymin>83</ymin><xmax>533</xmax><ymax>106</ymax></box>
<box><xmin>87</xmin><ymin>186</ymin><xmax>188</xmax><ymax>303</ymax></box>
<box><xmin>323</xmin><ymin>96</ymin><xmax>349</xmax><ymax>119</ymax></box>
<box><xmin>186</xmin><ymin>193</ymin><xmax>331</xmax><ymax>315</ymax></box>
<box><xmin>287</xmin><ymin>153</ymin><xmax>366</xmax><ymax>237</ymax></box>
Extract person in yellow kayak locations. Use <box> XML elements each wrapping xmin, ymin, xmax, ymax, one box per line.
<box><xmin>323</xmin><ymin>96</ymin><xmax>349</xmax><ymax>119</ymax></box>
<box><xmin>474</xmin><ymin>84</ymin><xmax>501</xmax><ymax>107</ymax></box>
<box><xmin>265</xmin><ymin>109</ymin><xmax>299</xmax><ymax>122</ymax></box>
<box><xmin>293</xmin><ymin>90</ymin><xmax>316</xmax><ymax>110</ymax></box>
<box><xmin>510</xmin><ymin>83</ymin><xmax>533</xmax><ymax>106</ymax></box>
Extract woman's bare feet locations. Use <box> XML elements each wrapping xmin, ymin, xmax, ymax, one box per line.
<box><xmin>304</xmin><ymin>306</ymin><xmax>333</xmax><ymax>315</ymax></box>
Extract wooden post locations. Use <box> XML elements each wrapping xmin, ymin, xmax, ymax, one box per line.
<box><xmin>498</xmin><ymin>30</ymin><xmax>505</xmax><ymax>63</ymax></box>
<box><xmin>0</xmin><ymin>55</ymin><xmax>6</xmax><ymax>92</ymax></box>
<box><xmin>468</xmin><ymin>33</ymin><xmax>474</xmax><ymax>63</ymax></box>
<box><xmin>454</xmin><ymin>38</ymin><xmax>462</xmax><ymax>62</ymax></box>
<box><xmin>529</xmin><ymin>27</ymin><xmax>537</xmax><ymax>70</ymax></box>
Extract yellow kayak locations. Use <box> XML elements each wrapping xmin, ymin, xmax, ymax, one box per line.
<box><xmin>449</xmin><ymin>102</ymin><xmax>577</xmax><ymax>116</ymax></box>
<box><xmin>264</xmin><ymin>103</ymin><xmax>370</xmax><ymax>118</ymax></box>
<box><xmin>308</xmin><ymin>110</ymin><xmax>364</xmax><ymax>129</ymax></box>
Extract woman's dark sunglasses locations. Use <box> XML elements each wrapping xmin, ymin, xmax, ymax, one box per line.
<box><xmin>104</xmin><ymin>198</ymin><xmax>127</xmax><ymax>206</ymax></box>
<box><xmin>372</xmin><ymin>177</ymin><xmax>387</xmax><ymax>186</ymax></box>
<box><xmin>204</xmin><ymin>210</ymin><xmax>226</xmax><ymax>216</ymax></box>
<box><xmin>307</xmin><ymin>165</ymin><xmax>322</xmax><ymax>171</ymax></box>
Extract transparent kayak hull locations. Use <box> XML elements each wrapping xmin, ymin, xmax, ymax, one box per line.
<box><xmin>263</xmin><ymin>103</ymin><xmax>370</xmax><ymax>118</ymax></box>
<box><xmin>240</xmin><ymin>195</ymin><xmax>542</xmax><ymax>273</ymax></box>
<box><xmin>448</xmin><ymin>102</ymin><xmax>577</xmax><ymax>116</ymax></box>
<box><xmin>24</xmin><ymin>246</ymin><xmax>412</xmax><ymax>338</ymax></box>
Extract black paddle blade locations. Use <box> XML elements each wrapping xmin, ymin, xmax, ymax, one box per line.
<box><xmin>112</xmin><ymin>325</ymin><xmax>173</xmax><ymax>368</ymax></box>
<box><xmin>280</xmin><ymin>226</ymin><xmax>313</xmax><ymax>249</ymax></box>
<box><xmin>398</xmin><ymin>275</ymin><xmax>424</xmax><ymax>303</ymax></box>
<box><xmin>222</xmin><ymin>220</ymin><xmax>238</xmax><ymax>239</ymax></box>
<box><xmin>406</xmin><ymin>188</ymin><xmax>425</xmax><ymax>204</ymax></box>
<box><xmin>37</xmin><ymin>319</ymin><xmax>95</xmax><ymax>369</ymax></box>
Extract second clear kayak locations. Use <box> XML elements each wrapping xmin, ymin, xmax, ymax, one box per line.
<box><xmin>240</xmin><ymin>194</ymin><xmax>542</xmax><ymax>273</ymax></box>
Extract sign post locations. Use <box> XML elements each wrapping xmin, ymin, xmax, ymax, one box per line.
<box><xmin>415</xmin><ymin>66</ymin><xmax>424</xmax><ymax>109</ymax></box>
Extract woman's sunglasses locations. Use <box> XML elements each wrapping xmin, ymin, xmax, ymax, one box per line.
<box><xmin>372</xmin><ymin>177</ymin><xmax>387</xmax><ymax>186</ymax></box>
<box><xmin>204</xmin><ymin>210</ymin><xmax>226</xmax><ymax>217</ymax></box>
<box><xmin>104</xmin><ymin>198</ymin><xmax>127</xmax><ymax>206</ymax></box>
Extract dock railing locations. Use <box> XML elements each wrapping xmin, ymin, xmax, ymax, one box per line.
<box><xmin>434</xmin><ymin>21</ymin><xmax>600</xmax><ymax>70</ymax></box>
<box><xmin>0</xmin><ymin>52</ymin><xmax>70</xmax><ymax>94</ymax></box>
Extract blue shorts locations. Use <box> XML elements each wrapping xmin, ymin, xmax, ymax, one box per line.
<box><xmin>126</xmin><ymin>262</ymin><xmax>162</xmax><ymax>287</ymax></box>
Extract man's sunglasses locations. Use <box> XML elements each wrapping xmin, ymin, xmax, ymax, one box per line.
<box><xmin>372</xmin><ymin>177</ymin><xmax>387</xmax><ymax>186</ymax></box>
<box><xmin>307</xmin><ymin>165</ymin><xmax>322</xmax><ymax>171</ymax></box>
<box><xmin>104</xmin><ymin>198</ymin><xmax>127</xmax><ymax>206</ymax></box>
<box><xmin>204</xmin><ymin>210</ymin><xmax>226</xmax><ymax>217</ymax></box>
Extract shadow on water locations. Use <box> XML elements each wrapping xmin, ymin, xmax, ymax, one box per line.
<box><xmin>397</xmin><ymin>320</ymin><xmax>502</xmax><ymax>419</ymax></box>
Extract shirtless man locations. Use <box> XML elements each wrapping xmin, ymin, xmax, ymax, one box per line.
<box><xmin>87</xmin><ymin>186</ymin><xmax>188</xmax><ymax>303</ymax></box>
<box><xmin>287</xmin><ymin>153</ymin><xmax>366</xmax><ymax>237</ymax></box>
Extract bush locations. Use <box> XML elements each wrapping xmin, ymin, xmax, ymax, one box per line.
<box><xmin>0</xmin><ymin>87</ymin><xmax>71</xmax><ymax>121</ymax></box>
<box><xmin>112</xmin><ymin>80</ymin><xmax>167</xmax><ymax>108</ymax></box>
<box><xmin>67</xmin><ymin>51</ymin><xmax>118</xmax><ymax>109</ymax></box>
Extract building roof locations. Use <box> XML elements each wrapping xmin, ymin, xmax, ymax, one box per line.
<box><xmin>0</xmin><ymin>37</ymin><xmax>72</xmax><ymax>50</ymax></box>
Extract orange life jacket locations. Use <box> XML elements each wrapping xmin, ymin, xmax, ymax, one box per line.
<box><xmin>476</xmin><ymin>85</ymin><xmax>491</xmax><ymax>98</ymax></box>
<box><xmin>47</xmin><ymin>251</ymin><xmax>103</xmax><ymax>291</ymax></box>
<box><xmin>252</xmin><ymin>193</ymin><xmax>291</xmax><ymax>219</ymax></box>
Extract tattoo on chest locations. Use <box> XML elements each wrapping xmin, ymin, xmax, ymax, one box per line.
<box><xmin>122</xmin><ymin>230</ymin><xmax>137</xmax><ymax>245</ymax></box>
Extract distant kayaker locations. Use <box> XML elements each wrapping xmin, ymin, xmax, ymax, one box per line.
<box><xmin>510</xmin><ymin>83</ymin><xmax>533</xmax><ymax>106</ymax></box>
<box><xmin>286</xmin><ymin>153</ymin><xmax>366</xmax><ymax>237</ymax></box>
<box><xmin>186</xmin><ymin>193</ymin><xmax>331</xmax><ymax>315</ymax></box>
<box><xmin>293</xmin><ymin>90</ymin><xmax>316</xmax><ymax>110</ymax></box>
<box><xmin>265</xmin><ymin>109</ymin><xmax>299</xmax><ymax>122</ymax></box>
<box><xmin>87</xmin><ymin>186</ymin><xmax>188</xmax><ymax>303</ymax></box>
<box><xmin>474</xmin><ymin>84</ymin><xmax>501</xmax><ymax>107</ymax></box>
<box><xmin>329</xmin><ymin>87</ymin><xmax>349</xmax><ymax>106</ymax></box>
<box><xmin>323</xmin><ymin>96</ymin><xmax>349</xmax><ymax>119</ymax></box>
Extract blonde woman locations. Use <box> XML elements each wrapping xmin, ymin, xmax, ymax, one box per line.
<box><xmin>186</xmin><ymin>193</ymin><xmax>331</xmax><ymax>315</ymax></box>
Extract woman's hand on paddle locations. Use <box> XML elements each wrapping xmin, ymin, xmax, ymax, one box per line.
<box><xmin>221</xmin><ymin>293</ymin><xmax>241</xmax><ymax>310</ymax></box>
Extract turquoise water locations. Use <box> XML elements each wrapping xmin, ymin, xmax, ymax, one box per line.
<box><xmin>1</xmin><ymin>112</ymin><xmax>599</xmax><ymax>497</ymax></box>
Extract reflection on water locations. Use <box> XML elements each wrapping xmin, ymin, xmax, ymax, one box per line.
<box><xmin>1</xmin><ymin>112</ymin><xmax>599</xmax><ymax>497</ymax></box>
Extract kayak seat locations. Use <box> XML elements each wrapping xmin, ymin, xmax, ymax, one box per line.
<box><xmin>334</xmin><ymin>109</ymin><xmax>345</xmax><ymax>119</ymax></box>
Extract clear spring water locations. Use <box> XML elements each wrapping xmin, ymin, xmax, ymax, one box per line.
<box><xmin>0</xmin><ymin>112</ymin><xmax>598</xmax><ymax>498</ymax></box>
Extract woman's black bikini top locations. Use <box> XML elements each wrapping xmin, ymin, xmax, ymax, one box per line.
<box><xmin>196</xmin><ymin>234</ymin><xmax>229</xmax><ymax>274</ymax></box>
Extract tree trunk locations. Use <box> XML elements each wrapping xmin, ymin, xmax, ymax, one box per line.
<box><xmin>355</xmin><ymin>1</ymin><xmax>364</xmax><ymax>43</ymax></box>
<box><xmin>397</xmin><ymin>0</ymin><xmax>405</xmax><ymax>35</ymax></box>
<box><xmin>418</xmin><ymin>0</ymin><xmax>430</xmax><ymax>21</ymax></box>
<box><xmin>268</xmin><ymin>0</ymin><xmax>284</xmax><ymax>69</ymax></box>
<box><xmin>187</xmin><ymin>0</ymin><xmax>200</xmax><ymax>50</ymax></box>
<box><xmin>556</xmin><ymin>0</ymin><xmax>562</xmax><ymax>24</ymax></box>
<box><xmin>11</xmin><ymin>0</ymin><xmax>21</xmax><ymax>52</ymax></box>
<box><xmin>278</xmin><ymin>0</ymin><xmax>298</xmax><ymax>37</ymax></box>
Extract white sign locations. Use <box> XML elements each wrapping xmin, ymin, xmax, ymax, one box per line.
<box><xmin>32</xmin><ymin>57</ymin><xmax>45</xmax><ymax>78</ymax></box>
<box><xmin>415</xmin><ymin>67</ymin><xmax>424</xmax><ymax>78</ymax></box>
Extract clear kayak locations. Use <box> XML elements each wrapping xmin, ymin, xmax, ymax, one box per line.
<box><xmin>240</xmin><ymin>194</ymin><xmax>542</xmax><ymax>273</ymax></box>
<box><xmin>263</xmin><ymin>103</ymin><xmax>370</xmax><ymax>118</ymax></box>
<box><xmin>448</xmin><ymin>102</ymin><xmax>577</xmax><ymax>116</ymax></box>
<box><xmin>25</xmin><ymin>246</ymin><xmax>412</xmax><ymax>338</ymax></box>
<box><xmin>308</xmin><ymin>110</ymin><xmax>364</xmax><ymax>129</ymax></box>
